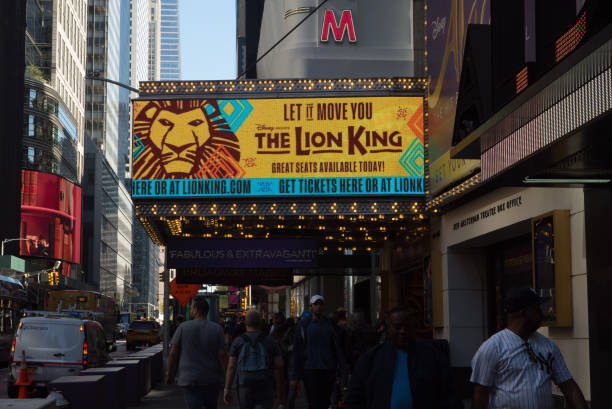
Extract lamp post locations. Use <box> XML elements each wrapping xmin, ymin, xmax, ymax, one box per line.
<box><xmin>1</xmin><ymin>238</ymin><xmax>32</xmax><ymax>256</ymax></box>
<box><xmin>85</xmin><ymin>71</ymin><xmax>139</xmax><ymax>93</ymax></box>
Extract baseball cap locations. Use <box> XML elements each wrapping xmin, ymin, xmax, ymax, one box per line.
<box><xmin>504</xmin><ymin>287</ymin><xmax>551</xmax><ymax>313</ymax></box>
<box><xmin>310</xmin><ymin>295</ymin><xmax>325</xmax><ymax>305</ymax></box>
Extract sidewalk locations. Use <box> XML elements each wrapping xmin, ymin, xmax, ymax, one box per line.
<box><xmin>129</xmin><ymin>383</ymin><xmax>306</xmax><ymax>409</ymax></box>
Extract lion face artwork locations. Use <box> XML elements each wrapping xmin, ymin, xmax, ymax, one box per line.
<box><xmin>133</xmin><ymin>100</ymin><xmax>242</xmax><ymax>179</ymax></box>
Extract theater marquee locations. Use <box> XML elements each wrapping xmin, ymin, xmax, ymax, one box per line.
<box><xmin>131</xmin><ymin>96</ymin><xmax>424</xmax><ymax>198</ymax></box>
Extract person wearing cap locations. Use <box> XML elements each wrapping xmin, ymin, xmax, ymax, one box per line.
<box><xmin>471</xmin><ymin>287</ymin><xmax>588</xmax><ymax>409</ymax></box>
<box><xmin>290</xmin><ymin>295</ymin><xmax>345</xmax><ymax>409</ymax></box>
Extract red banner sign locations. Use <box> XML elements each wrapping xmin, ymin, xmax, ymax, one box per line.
<box><xmin>169</xmin><ymin>279</ymin><xmax>200</xmax><ymax>307</ymax></box>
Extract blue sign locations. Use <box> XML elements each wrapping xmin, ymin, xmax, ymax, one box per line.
<box><xmin>132</xmin><ymin>176</ymin><xmax>424</xmax><ymax>198</ymax></box>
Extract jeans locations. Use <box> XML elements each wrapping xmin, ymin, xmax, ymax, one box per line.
<box><xmin>302</xmin><ymin>370</ymin><xmax>336</xmax><ymax>409</ymax></box>
<box><xmin>182</xmin><ymin>385</ymin><xmax>219</xmax><ymax>409</ymax></box>
<box><xmin>287</xmin><ymin>380</ymin><xmax>308</xmax><ymax>409</ymax></box>
<box><xmin>237</xmin><ymin>384</ymin><xmax>274</xmax><ymax>409</ymax></box>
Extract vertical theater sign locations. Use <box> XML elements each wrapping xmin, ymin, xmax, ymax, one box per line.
<box><xmin>321</xmin><ymin>9</ymin><xmax>357</xmax><ymax>43</ymax></box>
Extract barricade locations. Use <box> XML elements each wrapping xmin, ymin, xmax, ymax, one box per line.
<box><xmin>134</xmin><ymin>349</ymin><xmax>163</xmax><ymax>385</ymax></box>
<box><xmin>48</xmin><ymin>375</ymin><xmax>106</xmax><ymax>409</ymax></box>
<box><xmin>105</xmin><ymin>360</ymin><xmax>141</xmax><ymax>406</ymax></box>
<box><xmin>115</xmin><ymin>355</ymin><xmax>151</xmax><ymax>395</ymax></box>
<box><xmin>0</xmin><ymin>399</ymin><xmax>55</xmax><ymax>409</ymax></box>
<box><xmin>81</xmin><ymin>366</ymin><xmax>126</xmax><ymax>409</ymax></box>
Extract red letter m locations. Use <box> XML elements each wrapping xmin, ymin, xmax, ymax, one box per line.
<box><xmin>321</xmin><ymin>9</ymin><xmax>357</xmax><ymax>43</ymax></box>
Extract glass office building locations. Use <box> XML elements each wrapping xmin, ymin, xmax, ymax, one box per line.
<box><xmin>85</xmin><ymin>0</ymin><xmax>132</xmax><ymax>177</ymax></box>
<box><xmin>83</xmin><ymin>0</ymin><xmax>134</xmax><ymax>307</ymax></box>
<box><xmin>160</xmin><ymin>0</ymin><xmax>181</xmax><ymax>79</ymax></box>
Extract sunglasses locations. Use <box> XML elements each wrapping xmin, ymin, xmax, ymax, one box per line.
<box><xmin>524</xmin><ymin>341</ymin><xmax>554</xmax><ymax>375</ymax></box>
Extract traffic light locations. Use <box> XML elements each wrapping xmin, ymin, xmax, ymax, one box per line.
<box><xmin>159</xmin><ymin>270</ymin><xmax>165</xmax><ymax>282</ymax></box>
<box><xmin>241</xmin><ymin>296</ymin><xmax>247</xmax><ymax>311</ymax></box>
<box><xmin>48</xmin><ymin>271</ymin><xmax>59</xmax><ymax>286</ymax></box>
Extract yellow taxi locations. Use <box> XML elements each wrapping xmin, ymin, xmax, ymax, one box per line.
<box><xmin>126</xmin><ymin>320</ymin><xmax>160</xmax><ymax>350</ymax></box>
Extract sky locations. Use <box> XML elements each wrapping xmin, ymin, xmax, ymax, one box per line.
<box><xmin>179</xmin><ymin>0</ymin><xmax>237</xmax><ymax>80</ymax></box>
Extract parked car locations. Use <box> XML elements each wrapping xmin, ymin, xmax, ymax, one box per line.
<box><xmin>7</xmin><ymin>314</ymin><xmax>113</xmax><ymax>398</ymax></box>
<box><xmin>126</xmin><ymin>320</ymin><xmax>160</xmax><ymax>350</ymax></box>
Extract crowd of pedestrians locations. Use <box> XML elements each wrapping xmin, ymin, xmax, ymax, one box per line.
<box><xmin>165</xmin><ymin>287</ymin><xmax>588</xmax><ymax>409</ymax></box>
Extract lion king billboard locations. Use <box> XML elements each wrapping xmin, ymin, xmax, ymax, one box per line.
<box><xmin>131</xmin><ymin>96</ymin><xmax>424</xmax><ymax>197</ymax></box>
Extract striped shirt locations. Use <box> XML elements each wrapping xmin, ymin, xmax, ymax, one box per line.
<box><xmin>470</xmin><ymin>329</ymin><xmax>572</xmax><ymax>409</ymax></box>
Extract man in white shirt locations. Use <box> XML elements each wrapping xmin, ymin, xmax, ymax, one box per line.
<box><xmin>470</xmin><ymin>287</ymin><xmax>587</xmax><ymax>409</ymax></box>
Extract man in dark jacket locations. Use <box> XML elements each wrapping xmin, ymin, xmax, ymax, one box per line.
<box><xmin>344</xmin><ymin>307</ymin><xmax>461</xmax><ymax>409</ymax></box>
<box><xmin>290</xmin><ymin>295</ymin><xmax>345</xmax><ymax>409</ymax></box>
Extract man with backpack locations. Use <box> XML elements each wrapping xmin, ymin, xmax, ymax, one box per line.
<box><xmin>290</xmin><ymin>295</ymin><xmax>345</xmax><ymax>409</ymax></box>
<box><xmin>224</xmin><ymin>310</ymin><xmax>284</xmax><ymax>409</ymax></box>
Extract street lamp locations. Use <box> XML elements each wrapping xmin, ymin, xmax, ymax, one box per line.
<box><xmin>1</xmin><ymin>238</ymin><xmax>32</xmax><ymax>256</ymax></box>
<box><xmin>86</xmin><ymin>71</ymin><xmax>139</xmax><ymax>93</ymax></box>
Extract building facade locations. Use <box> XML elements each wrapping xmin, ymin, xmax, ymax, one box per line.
<box><xmin>86</xmin><ymin>0</ymin><xmax>132</xmax><ymax>177</ymax></box>
<box><xmin>131</xmin><ymin>223</ymin><xmax>162</xmax><ymax>318</ymax></box>
<box><xmin>13</xmin><ymin>0</ymin><xmax>88</xmax><ymax>281</ymax></box>
<box><xmin>148</xmin><ymin>0</ymin><xmax>162</xmax><ymax>81</ymax></box>
<box><xmin>254</xmin><ymin>0</ymin><xmax>425</xmax><ymax>79</ymax></box>
<box><xmin>83</xmin><ymin>0</ymin><xmax>134</xmax><ymax>306</ymax></box>
<box><xmin>428</xmin><ymin>1</ymin><xmax>612</xmax><ymax>406</ymax></box>
<box><xmin>82</xmin><ymin>145</ymin><xmax>134</xmax><ymax>310</ymax></box>
<box><xmin>159</xmin><ymin>0</ymin><xmax>180</xmax><ymax>80</ymax></box>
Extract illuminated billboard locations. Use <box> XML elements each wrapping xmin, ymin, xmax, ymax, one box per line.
<box><xmin>19</xmin><ymin>170</ymin><xmax>82</xmax><ymax>264</ymax></box>
<box><xmin>427</xmin><ymin>0</ymin><xmax>490</xmax><ymax>162</ymax></box>
<box><xmin>131</xmin><ymin>96</ymin><xmax>424</xmax><ymax>197</ymax></box>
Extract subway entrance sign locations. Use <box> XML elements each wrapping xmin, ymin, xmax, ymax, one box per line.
<box><xmin>132</xmin><ymin>78</ymin><xmax>429</xmax><ymax>254</ymax></box>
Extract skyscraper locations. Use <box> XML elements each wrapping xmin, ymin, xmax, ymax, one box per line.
<box><xmin>24</xmin><ymin>0</ymin><xmax>86</xmax><ymax>185</ymax></box>
<box><xmin>131</xmin><ymin>0</ymin><xmax>150</xmax><ymax>93</ymax></box>
<box><xmin>160</xmin><ymin>0</ymin><xmax>181</xmax><ymax>80</ymax></box>
<box><xmin>131</xmin><ymin>0</ymin><xmax>161</xmax><ymax>318</ymax></box>
<box><xmin>148</xmin><ymin>0</ymin><xmax>162</xmax><ymax>81</ymax></box>
<box><xmin>18</xmin><ymin>0</ymin><xmax>87</xmax><ymax>280</ymax></box>
<box><xmin>83</xmin><ymin>0</ymin><xmax>134</xmax><ymax>309</ymax></box>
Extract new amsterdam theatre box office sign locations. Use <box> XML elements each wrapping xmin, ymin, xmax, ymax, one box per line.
<box><xmin>130</xmin><ymin>96</ymin><xmax>425</xmax><ymax>198</ymax></box>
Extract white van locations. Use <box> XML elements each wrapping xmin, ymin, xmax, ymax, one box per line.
<box><xmin>7</xmin><ymin>315</ymin><xmax>111</xmax><ymax>397</ymax></box>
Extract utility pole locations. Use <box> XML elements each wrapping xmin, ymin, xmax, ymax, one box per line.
<box><xmin>163</xmin><ymin>263</ymin><xmax>170</xmax><ymax>359</ymax></box>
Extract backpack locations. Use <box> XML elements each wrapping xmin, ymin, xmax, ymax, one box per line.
<box><xmin>236</xmin><ymin>333</ymin><xmax>269</xmax><ymax>386</ymax></box>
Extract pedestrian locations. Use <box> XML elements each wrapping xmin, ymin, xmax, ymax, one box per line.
<box><xmin>166</xmin><ymin>297</ymin><xmax>227</xmax><ymax>409</ymax></box>
<box><xmin>471</xmin><ymin>287</ymin><xmax>588</xmax><ymax>409</ymax></box>
<box><xmin>346</xmin><ymin>310</ymin><xmax>377</xmax><ymax>374</ymax></box>
<box><xmin>344</xmin><ymin>307</ymin><xmax>461</xmax><ymax>409</ymax></box>
<box><xmin>170</xmin><ymin>314</ymin><xmax>184</xmax><ymax>339</ymax></box>
<box><xmin>270</xmin><ymin>311</ymin><xmax>292</xmax><ymax>406</ymax></box>
<box><xmin>234</xmin><ymin>315</ymin><xmax>247</xmax><ymax>339</ymax></box>
<box><xmin>375</xmin><ymin>313</ymin><xmax>388</xmax><ymax>344</ymax></box>
<box><xmin>224</xmin><ymin>310</ymin><xmax>284</xmax><ymax>409</ymax></box>
<box><xmin>290</xmin><ymin>295</ymin><xmax>344</xmax><ymax>409</ymax></box>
